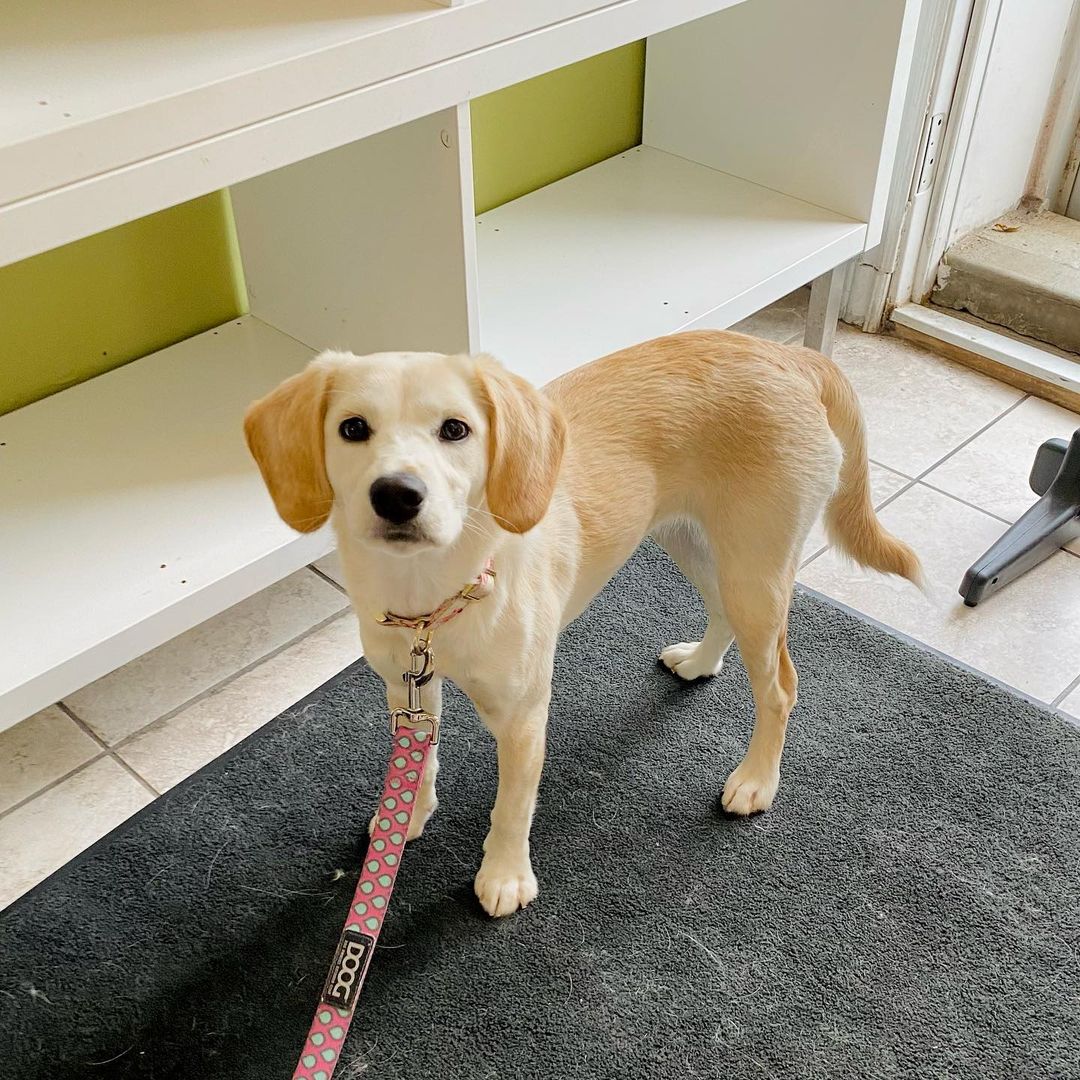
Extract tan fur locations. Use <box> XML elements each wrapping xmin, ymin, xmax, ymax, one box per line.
<box><xmin>245</xmin><ymin>330</ymin><xmax>922</xmax><ymax>917</ymax></box>
<box><xmin>244</xmin><ymin>361</ymin><xmax>334</xmax><ymax>533</ymax></box>
<box><xmin>809</xmin><ymin>350</ymin><xmax>924</xmax><ymax>584</ymax></box>
<box><xmin>475</xmin><ymin>357</ymin><xmax>567</xmax><ymax>534</ymax></box>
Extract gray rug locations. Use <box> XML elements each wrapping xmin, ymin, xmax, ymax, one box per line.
<box><xmin>3</xmin><ymin>542</ymin><xmax>1079</xmax><ymax>1079</ymax></box>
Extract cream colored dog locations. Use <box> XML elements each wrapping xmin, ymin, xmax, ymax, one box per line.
<box><xmin>245</xmin><ymin>331</ymin><xmax>921</xmax><ymax>917</ymax></box>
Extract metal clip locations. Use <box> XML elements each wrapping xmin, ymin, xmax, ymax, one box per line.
<box><xmin>459</xmin><ymin>566</ymin><xmax>496</xmax><ymax>603</ymax></box>
<box><xmin>404</xmin><ymin>645</ymin><xmax>434</xmax><ymax>705</ymax></box>
<box><xmin>389</xmin><ymin>643</ymin><xmax>440</xmax><ymax>743</ymax></box>
<box><xmin>389</xmin><ymin>707</ymin><xmax>440</xmax><ymax>745</ymax></box>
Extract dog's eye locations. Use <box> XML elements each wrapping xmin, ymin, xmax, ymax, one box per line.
<box><xmin>338</xmin><ymin>416</ymin><xmax>371</xmax><ymax>442</ymax></box>
<box><xmin>439</xmin><ymin>418</ymin><xmax>470</xmax><ymax>442</ymax></box>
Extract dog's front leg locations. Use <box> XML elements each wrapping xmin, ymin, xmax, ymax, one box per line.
<box><xmin>471</xmin><ymin>684</ymin><xmax>551</xmax><ymax>918</ymax></box>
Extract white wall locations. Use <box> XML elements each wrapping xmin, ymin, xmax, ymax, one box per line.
<box><xmin>948</xmin><ymin>0</ymin><xmax>1075</xmax><ymax>244</ymax></box>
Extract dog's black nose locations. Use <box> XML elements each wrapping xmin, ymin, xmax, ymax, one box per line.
<box><xmin>370</xmin><ymin>473</ymin><xmax>427</xmax><ymax>524</ymax></box>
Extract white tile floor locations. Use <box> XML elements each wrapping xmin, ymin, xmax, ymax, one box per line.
<box><xmin>3</xmin><ymin>292</ymin><xmax>1080</xmax><ymax>908</ymax></box>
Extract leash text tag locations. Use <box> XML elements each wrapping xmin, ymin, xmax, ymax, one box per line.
<box><xmin>322</xmin><ymin>928</ymin><xmax>375</xmax><ymax>1011</ymax></box>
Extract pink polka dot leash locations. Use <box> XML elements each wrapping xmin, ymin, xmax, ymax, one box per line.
<box><xmin>292</xmin><ymin>560</ymin><xmax>495</xmax><ymax>1080</ymax></box>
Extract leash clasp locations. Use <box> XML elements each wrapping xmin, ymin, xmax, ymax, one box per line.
<box><xmin>389</xmin><ymin>707</ymin><xmax>440</xmax><ymax>745</ymax></box>
<box><xmin>389</xmin><ymin>642</ymin><xmax>440</xmax><ymax>743</ymax></box>
<box><xmin>404</xmin><ymin>642</ymin><xmax>435</xmax><ymax>703</ymax></box>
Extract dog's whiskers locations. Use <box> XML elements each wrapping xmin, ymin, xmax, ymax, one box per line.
<box><xmin>466</xmin><ymin>502</ymin><xmax>513</xmax><ymax>530</ymax></box>
<box><xmin>459</xmin><ymin>519</ymin><xmax>489</xmax><ymax>539</ymax></box>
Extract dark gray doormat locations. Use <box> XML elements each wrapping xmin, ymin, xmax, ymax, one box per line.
<box><xmin>4</xmin><ymin>544</ymin><xmax>1080</xmax><ymax>1080</ymax></box>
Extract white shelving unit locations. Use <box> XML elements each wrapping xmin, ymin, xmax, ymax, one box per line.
<box><xmin>0</xmin><ymin>0</ymin><xmax>922</xmax><ymax>729</ymax></box>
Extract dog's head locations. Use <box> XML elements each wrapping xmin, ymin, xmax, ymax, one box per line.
<box><xmin>243</xmin><ymin>350</ymin><xmax>566</xmax><ymax>554</ymax></box>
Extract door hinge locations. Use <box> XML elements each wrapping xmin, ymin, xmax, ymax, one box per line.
<box><xmin>914</xmin><ymin>112</ymin><xmax>947</xmax><ymax>196</ymax></box>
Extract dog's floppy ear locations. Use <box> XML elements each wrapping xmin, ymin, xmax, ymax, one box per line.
<box><xmin>476</xmin><ymin>356</ymin><xmax>566</xmax><ymax>534</ymax></box>
<box><xmin>244</xmin><ymin>359</ymin><xmax>334</xmax><ymax>533</ymax></box>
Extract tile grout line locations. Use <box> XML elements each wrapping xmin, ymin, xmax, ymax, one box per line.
<box><xmin>2</xmin><ymin>584</ymin><xmax>359</xmax><ymax>821</ymax></box>
<box><xmin>909</xmin><ymin>394</ymin><xmax>1030</xmax><ymax>485</ymax></box>
<box><xmin>919</xmin><ymin>480</ymin><xmax>1080</xmax><ymax>556</ymax></box>
<box><xmin>794</xmin><ymin>369</ymin><xmax>1080</xmax><ymax>700</ymax></box>
<box><xmin>916</xmin><ymin>480</ymin><xmax>1017</xmax><ymax>527</ymax></box>
<box><xmin>309</xmin><ymin>563</ymin><xmax>348</xmax><ymax>596</ymax></box>
<box><xmin>1050</xmin><ymin>671</ymin><xmax>1080</xmax><ymax>710</ymax></box>
<box><xmin>799</xmin><ymin>395</ymin><xmax>1029</xmax><ymax>572</ymax></box>
<box><xmin>0</xmin><ymin>748</ymin><xmax>112</xmax><ymax>822</ymax></box>
<box><xmin>57</xmin><ymin>702</ymin><xmax>161</xmax><ymax>799</ymax></box>
<box><xmin>868</xmin><ymin>460</ymin><xmax>915</xmax><ymax>481</ymax></box>
<box><xmin>109</xmin><ymin>755</ymin><xmax>162</xmax><ymax>799</ymax></box>
<box><xmin>57</xmin><ymin>699</ymin><xmax>119</xmax><ymax>752</ymax></box>
<box><xmin>111</xmin><ymin>608</ymin><xmax>357</xmax><ymax>754</ymax></box>
<box><xmin>863</xmin><ymin>393</ymin><xmax>1080</xmax><ymax>568</ymax></box>
<box><xmin>798</xmin><ymin>545</ymin><xmax>830</xmax><ymax>570</ymax></box>
<box><xmin>800</xmin><ymin>474</ymin><xmax>1049</xmax><ymax>573</ymax></box>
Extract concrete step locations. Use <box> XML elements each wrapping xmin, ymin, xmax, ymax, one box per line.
<box><xmin>931</xmin><ymin>207</ymin><xmax>1080</xmax><ymax>357</ymax></box>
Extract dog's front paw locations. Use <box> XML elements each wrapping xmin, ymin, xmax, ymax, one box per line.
<box><xmin>722</xmin><ymin>759</ymin><xmax>780</xmax><ymax>816</ymax></box>
<box><xmin>660</xmin><ymin>641</ymin><xmax>724</xmax><ymax>681</ymax></box>
<box><xmin>368</xmin><ymin>796</ymin><xmax>437</xmax><ymax>842</ymax></box>
<box><xmin>474</xmin><ymin>852</ymin><xmax>538</xmax><ymax>917</ymax></box>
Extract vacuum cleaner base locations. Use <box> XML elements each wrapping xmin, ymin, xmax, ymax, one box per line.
<box><xmin>959</xmin><ymin>429</ymin><xmax>1080</xmax><ymax>607</ymax></box>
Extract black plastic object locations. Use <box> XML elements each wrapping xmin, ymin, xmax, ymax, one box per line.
<box><xmin>959</xmin><ymin>428</ymin><xmax>1080</xmax><ymax>606</ymax></box>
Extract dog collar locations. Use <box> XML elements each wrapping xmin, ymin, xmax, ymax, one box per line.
<box><xmin>375</xmin><ymin>559</ymin><xmax>496</xmax><ymax>634</ymax></box>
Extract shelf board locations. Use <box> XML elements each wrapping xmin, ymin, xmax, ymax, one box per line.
<box><xmin>477</xmin><ymin>145</ymin><xmax>867</xmax><ymax>384</ymax></box>
<box><xmin>0</xmin><ymin>316</ymin><xmax>330</xmax><ymax>731</ymax></box>
<box><xmin>0</xmin><ymin>0</ymin><xmax>733</xmax><ymax>266</ymax></box>
<box><xmin>0</xmin><ymin>0</ymin><xmax>442</xmax><ymax>206</ymax></box>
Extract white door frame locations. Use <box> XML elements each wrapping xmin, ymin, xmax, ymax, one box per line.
<box><xmin>1031</xmin><ymin>1</ymin><xmax>1080</xmax><ymax>217</ymax></box>
<box><xmin>1068</xmin><ymin>166</ymin><xmax>1080</xmax><ymax>219</ymax></box>
<box><xmin>904</xmin><ymin>0</ymin><xmax>1005</xmax><ymax>306</ymax></box>
<box><xmin>844</xmin><ymin>0</ymin><xmax>979</xmax><ymax>329</ymax></box>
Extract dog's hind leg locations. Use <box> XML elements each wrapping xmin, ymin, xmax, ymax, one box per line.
<box><xmin>702</xmin><ymin>412</ymin><xmax>837</xmax><ymax>814</ymax></box>
<box><xmin>705</xmin><ymin>510</ymin><xmax>803</xmax><ymax>816</ymax></box>
<box><xmin>653</xmin><ymin>518</ymin><xmax>735</xmax><ymax>681</ymax></box>
<box><xmin>714</xmin><ymin>556</ymin><xmax>798</xmax><ymax>816</ymax></box>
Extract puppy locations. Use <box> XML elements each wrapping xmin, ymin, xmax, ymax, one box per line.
<box><xmin>244</xmin><ymin>330</ymin><xmax>921</xmax><ymax>916</ymax></box>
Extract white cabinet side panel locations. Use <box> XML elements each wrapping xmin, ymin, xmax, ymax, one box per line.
<box><xmin>230</xmin><ymin>109</ymin><xmax>473</xmax><ymax>356</ymax></box>
<box><xmin>644</xmin><ymin>0</ymin><xmax>917</xmax><ymax>241</ymax></box>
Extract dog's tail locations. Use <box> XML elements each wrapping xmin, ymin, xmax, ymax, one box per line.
<box><xmin>815</xmin><ymin>354</ymin><xmax>924</xmax><ymax>587</ymax></box>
